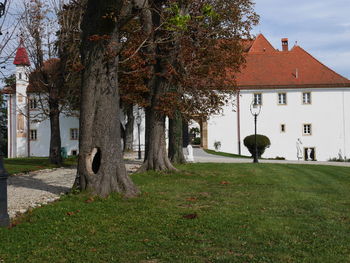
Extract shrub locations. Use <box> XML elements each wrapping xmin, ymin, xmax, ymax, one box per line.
<box><xmin>328</xmin><ymin>157</ymin><xmax>350</xmax><ymax>162</ymax></box>
<box><xmin>193</xmin><ymin>137</ymin><xmax>201</xmax><ymax>145</ymax></box>
<box><xmin>243</xmin><ymin>134</ymin><xmax>271</xmax><ymax>158</ymax></box>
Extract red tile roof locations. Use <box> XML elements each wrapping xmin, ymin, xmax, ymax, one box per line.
<box><xmin>13</xmin><ymin>39</ymin><xmax>30</xmax><ymax>66</ymax></box>
<box><xmin>1</xmin><ymin>84</ymin><xmax>16</xmax><ymax>94</ymax></box>
<box><xmin>236</xmin><ymin>34</ymin><xmax>350</xmax><ymax>89</ymax></box>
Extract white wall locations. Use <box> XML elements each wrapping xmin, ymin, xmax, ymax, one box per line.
<box><xmin>15</xmin><ymin>65</ymin><xmax>30</xmax><ymax>157</ymax></box>
<box><xmin>29</xmin><ymin>115</ymin><xmax>79</xmax><ymax>157</ymax></box>
<box><xmin>208</xmin><ymin>88</ymin><xmax>350</xmax><ymax>161</ymax></box>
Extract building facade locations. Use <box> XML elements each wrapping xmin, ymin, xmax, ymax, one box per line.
<box><xmin>3</xmin><ymin>41</ymin><xmax>79</xmax><ymax>158</ymax></box>
<box><xmin>207</xmin><ymin>34</ymin><xmax>350</xmax><ymax>161</ymax></box>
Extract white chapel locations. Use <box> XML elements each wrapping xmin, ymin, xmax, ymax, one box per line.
<box><xmin>2</xmin><ymin>40</ymin><xmax>79</xmax><ymax>158</ymax></box>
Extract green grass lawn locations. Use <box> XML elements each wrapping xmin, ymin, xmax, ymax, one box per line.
<box><xmin>3</xmin><ymin>157</ymin><xmax>77</xmax><ymax>175</ymax></box>
<box><xmin>1</xmin><ymin>163</ymin><xmax>350</xmax><ymax>262</ymax></box>
<box><xmin>204</xmin><ymin>149</ymin><xmax>251</xmax><ymax>159</ymax></box>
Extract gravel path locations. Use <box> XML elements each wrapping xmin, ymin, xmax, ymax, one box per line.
<box><xmin>7</xmin><ymin>163</ymin><xmax>141</xmax><ymax>218</ymax></box>
<box><xmin>8</xmin><ymin>168</ymin><xmax>76</xmax><ymax>218</ymax></box>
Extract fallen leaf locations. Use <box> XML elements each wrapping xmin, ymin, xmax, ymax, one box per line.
<box><xmin>85</xmin><ymin>197</ymin><xmax>94</xmax><ymax>203</ymax></box>
<box><xmin>220</xmin><ymin>181</ymin><xmax>230</xmax><ymax>185</ymax></box>
<box><xmin>183</xmin><ymin>213</ymin><xmax>198</xmax><ymax>219</ymax></box>
<box><xmin>186</xmin><ymin>197</ymin><xmax>197</xmax><ymax>201</ymax></box>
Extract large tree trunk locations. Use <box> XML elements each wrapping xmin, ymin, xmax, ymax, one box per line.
<box><xmin>75</xmin><ymin>0</ymin><xmax>139</xmax><ymax>197</ymax></box>
<box><xmin>137</xmin><ymin>0</ymin><xmax>177</xmax><ymax>172</ymax></box>
<box><xmin>139</xmin><ymin>107</ymin><xmax>176</xmax><ymax>172</ymax></box>
<box><xmin>168</xmin><ymin>110</ymin><xmax>186</xmax><ymax>164</ymax></box>
<box><xmin>49</xmin><ymin>96</ymin><xmax>62</xmax><ymax>165</ymax></box>
<box><xmin>124</xmin><ymin>105</ymin><xmax>134</xmax><ymax>152</ymax></box>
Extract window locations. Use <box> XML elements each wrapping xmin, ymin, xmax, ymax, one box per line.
<box><xmin>303</xmin><ymin>124</ymin><xmax>312</xmax><ymax>135</ymax></box>
<box><xmin>29</xmin><ymin>98</ymin><xmax>38</xmax><ymax>110</ymax></box>
<box><xmin>253</xmin><ymin>93</ymin><xmax>262</xmax><ymax>105</ymax></box>
<box><xmin>302</xmin><ymin>92</ymin><xmax>311</xmax><ymax>104</ymax></box>
<box><xmin>281</xmin><ymin>124</ymin><xmax>286</xmax><ymax>133</ymax></box>
<box><xmin>19</xmin><ymin>73</ymin><xmax>22</xmax><ymax>80</ymax></box>
<box><xmin>278</xmin><ymin>93</ymin><xmax>287</xmax><ymax>105</ymax></box>
<box><xmin>70</xmin><ymin>128</ymin><xmax>79</xmax><ymax>140</ymax></box>
<box><xmin>30</xmin><ymin>129</ymin><xmax>37</xmax><ymax>140</ymax></box>
<box><xmin>71</xmin><ymin>150</ymin><xmax>78</xmax><ymax>156</ymax></box>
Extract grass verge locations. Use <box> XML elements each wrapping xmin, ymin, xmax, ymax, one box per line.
<box><xmin>204</xmin><ymin>149</ymin><xmax>251</xmax><ymax>159</ymax></box>
<box><xmin>4</xmin><ymin>157</ymin><xmax>77</xmax><ymax>175</ymax></box>
<box><xmin>1</xmin><ymin>163</ymin><xmax>350</xmax><ymax>262</ymax></box>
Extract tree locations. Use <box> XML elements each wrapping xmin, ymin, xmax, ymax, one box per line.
<box><xmin>27</xmin><ymin>58</ymin><xmax>65</xmax><ymax>164</ymax></box>
<box><xmin>19</xmin><ymin>0</ymin><xmax>65</xmax><ymax>164</ymax></box>
<box><xmin>76</xmin><ymin>0</ymin><xmax>139</xmax><ymax>197</ymax></box>
<box><xmin>127</xmin><ymin>0</ymin><xmax>258</xmax><ymax>170</ymax></box>
<box><xmin>20</xmin><ymin>0</ymin><xmax>82</xmax><ymax>165</ymax></box>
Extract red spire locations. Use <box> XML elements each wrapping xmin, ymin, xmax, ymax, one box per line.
<box><xmin>13</xmin><ymin>37</ymin><xmax>30</xmax><ymax>66</ymax></box>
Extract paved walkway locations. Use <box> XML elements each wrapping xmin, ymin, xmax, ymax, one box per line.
<box><xmin>190</xmin><ymin>148</ymin><xmax>350</xmax><ymax>167</ymax></box>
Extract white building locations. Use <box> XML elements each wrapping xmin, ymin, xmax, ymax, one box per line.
<box><xmin>2</xmin><ymin>41</ymin><xmax>79</xmax><ymax>158</ymax></box>
<box><xmin>3</xmin><ymin>35</ymin><xmax>349</xmax><ymax>161</ymax></box>
<box><xmin>206</xmin><ymin>34</ymin><xmax>350</xmax><ymax>161</ymax></box>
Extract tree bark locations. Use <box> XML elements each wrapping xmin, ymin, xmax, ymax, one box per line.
<box><xmin>49</xmin><ymin>94</ymin><xmax>62</xmax><ymax>165</ymax></box>
<box><xmin>75</xmin><ymin>0</ymin><xmax>139</xmax><ymax>197</ymax></box>
<box><xmin>139</xmin><ymin>107</ymin><xmax>176</xmax><ymax>172</ymax></box>
<box><xmin>168</xmin><ymin>110</ymin><xmax>186</xmax><ymax>164</ymax></box>
<box><xmin>124</xmin><ymin>105</ymin><xmax>134</xmax><ymax>151</ymax></box>
<box><xmin>137</xmin><ymin>0</ymin><xmax>177</xmax><ymax>172</ymax></box>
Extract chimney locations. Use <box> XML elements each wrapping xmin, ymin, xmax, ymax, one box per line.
<box><xmin>281</xmin><ymin>38</ymin><xmax>288</xmax><ymax>52</ymax></box>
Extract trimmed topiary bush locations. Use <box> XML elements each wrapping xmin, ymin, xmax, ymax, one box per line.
<box><xmin>193</xmin><ymin>137</ymin><xmax>201</xmax><ymax>145</ymax></box>
<box><xmin>243</xmin><ymin>134</ymin><xmax>271</xmax><ymax>158</ymax></box>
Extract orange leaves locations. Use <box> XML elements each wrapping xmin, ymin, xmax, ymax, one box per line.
<box><xmin>88</xmin><ymin>34</ymin><xmax>111</xmax><ymax>42</ymax></box>
<box><xmin>71</xmin><ymin>62</ymin><xmax>85</xmax><ymax>73</ymax></box>
<box><xmin>85</xmin><ymin>197</ymin><xmax>95</xmax><ymax>203</ymax></box>
<box><xmin>182</xmin><ymin>213</ymin><xmax>198</xmax><ymax>219</ymax></box>
<box><xmin>66</xmin><ymin>210</ymin><xmax>80</xmax><ymax>216</ymax></box>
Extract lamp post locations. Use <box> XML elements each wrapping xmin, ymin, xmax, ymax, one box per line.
<box><xmin>250</xmin><ymin>100</ymin><xmax>261</xmax><ymax>163</ymax></box>
<box><xmin>136</xmin><ymin>109</ymin><xmax>142</xmax><ymax>160</ymax></box>
<box><xmin>0</xmin><ymin>0</ymin><xmax>9</xmax><ymax>227</ymax></box>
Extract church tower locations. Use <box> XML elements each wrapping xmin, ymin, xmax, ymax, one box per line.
<box><xmin>12</xmin><ymin>38</ymin><xmax>30</xmax><ymax>157</ymax></box>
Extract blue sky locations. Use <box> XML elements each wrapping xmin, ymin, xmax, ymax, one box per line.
<box><xmin>253</xmin><ymin>0</ymin><xmax>350</xmax><ymax>79</ymax></box>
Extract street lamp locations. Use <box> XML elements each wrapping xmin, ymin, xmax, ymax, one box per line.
<box><xmin>0</xmin><ymin>0</ymin><xmax>9</xmax><ymax>227</ymax></box>
<box><xmin>250</xmin><ymin>100</ymin><xmax>261</xmax><ymax>163</ymax></box>
<box><xmin>136</xmin><ymin>108</ymin><xmax>142</xmax><ymax>160</ymax></box>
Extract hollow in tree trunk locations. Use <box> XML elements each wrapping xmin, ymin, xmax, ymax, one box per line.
<box><xmin>168</xmin><ymin>110</ymin><xmax>186</xmax><ymax>164</ymax></box>
<box><xmin>75</xmin><ymin>0</ymin><xmax>139</xmax><ymax>197</ymax></box>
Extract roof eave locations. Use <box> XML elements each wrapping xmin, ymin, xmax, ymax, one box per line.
<box><xmin>238</xmin><ymin>83</ymin><xmax>350</xmax><ymax>90</ymax></box>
